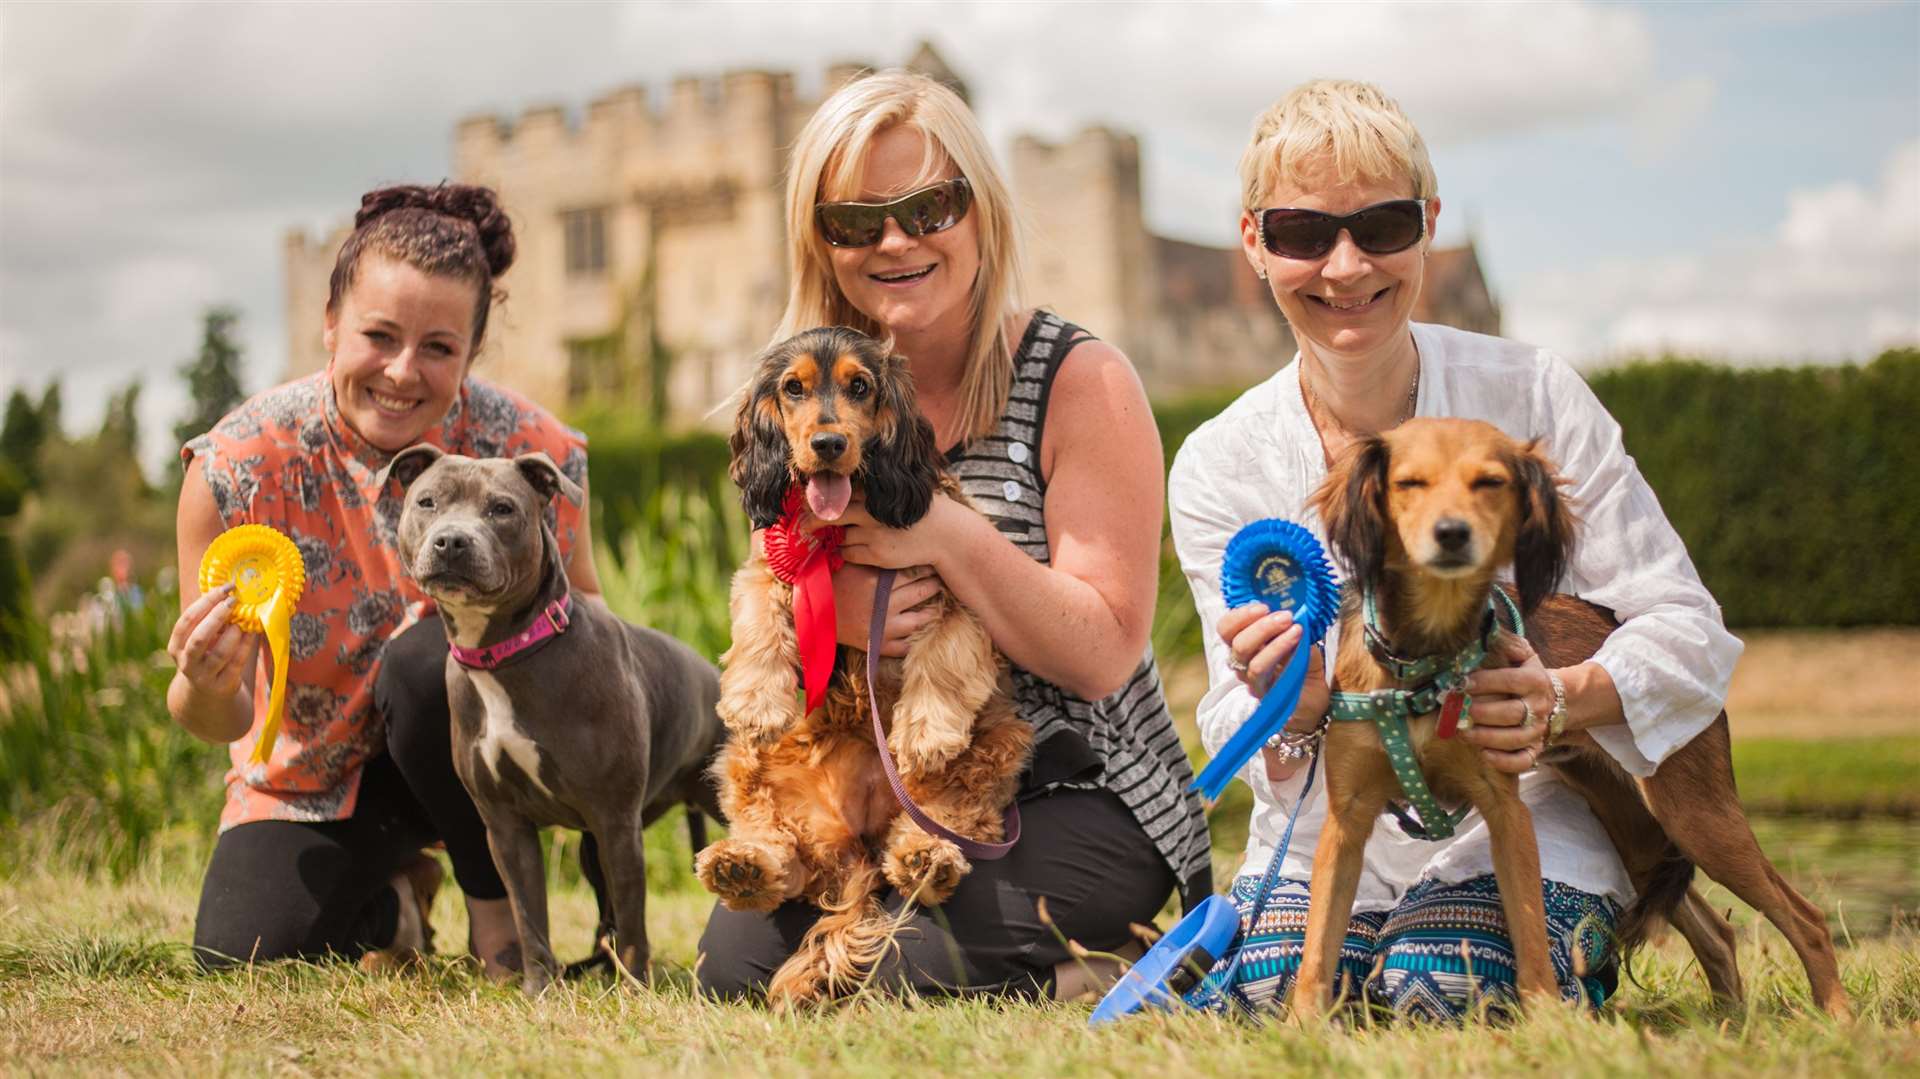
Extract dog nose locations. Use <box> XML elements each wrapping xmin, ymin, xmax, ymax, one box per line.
<box><xmin>1433</xmin><ymin>518</ymin><xmax>1472</xmax><ymax>552</ymax></box>
<box><xmin>810</xmin><ymin>432</ymin><xmax>848</xmax><ymax>461</ymax></box>
<box><xmin>433</xmin><ymin>532</ymin><xmax>471</xmax><ymax>557</ymax></box>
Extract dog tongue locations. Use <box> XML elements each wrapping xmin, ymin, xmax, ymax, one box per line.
<box><xmin>806</xmin><ymin>472</ymin><xmax>852</xmax><ymax>521</ymax></box>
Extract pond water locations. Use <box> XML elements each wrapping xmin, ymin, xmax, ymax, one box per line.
<box><xmin>1736</xmin><ymin>814</ymin><xmax>1918</xmax><ymax>939</ymax></box>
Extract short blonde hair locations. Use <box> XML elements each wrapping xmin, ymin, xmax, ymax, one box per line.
<box><xmin>1238</xmin><ymin>79</ymin><xmax>1437</xmax><ymax>209</ymax></box>
<box><xmin>775</xmin><ymin>70</ymin><xmax>1024</xmax><ymax>445</ymax></box>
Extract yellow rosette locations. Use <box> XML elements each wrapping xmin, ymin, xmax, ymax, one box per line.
<box><xmin>199</xmin><ymin>525</ymin><xmax>306</xmax><ymax>765</ymax></box>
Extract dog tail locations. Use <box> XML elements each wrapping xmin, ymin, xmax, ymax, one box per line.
<box><xmin>1615</xmin><ymin>843</ymin><xmax>1695</xmax><ymax>955</ymax></box>
<box><xmin>766</xmin><ymin>860</ymin><xmax>895</xmax><ymax>1005</ymax></box>
<box><xmin>685</xmin><ymin>809</ymin><xmax>709</xmax><ymax>869</ymax></box>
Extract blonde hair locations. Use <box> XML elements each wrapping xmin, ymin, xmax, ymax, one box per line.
<box><xmin>774</xmin><ymin>70</ymin><xmax>1024</xmax><ymax>445</ymax></box>
<box><xmin>1238</xmin><ymin>79</ymin><xmax>1437</xmax><ymax>209</ymax></box>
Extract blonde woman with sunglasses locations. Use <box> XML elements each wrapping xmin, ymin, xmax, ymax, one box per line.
<box><xmin>695</xmin><ymin>70</ymin><xmax>1212</xmax><ymax>1003</ymax></box>
<box><xmin>1168</xmin><ymin>79</ymin><xmax>1742</xmax><ymax>1019</ymax></box>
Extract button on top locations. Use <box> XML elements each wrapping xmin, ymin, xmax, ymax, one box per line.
<box><xmin>1008</xmin><ymin>442</ymin><xmax>1029</xmax><ymax>464</ymax></box>
<box><xmin>1002</xmin><ymin>480</ymin><xmax>1022</xmax><ymax>503</ymax></box>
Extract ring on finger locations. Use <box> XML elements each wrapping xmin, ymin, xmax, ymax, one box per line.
<box><xmin>1521</xmin><ymin>698</ymin><xmax>1536</xmax><ymax>729</ymax></box>
<box><xmin>1228</xmin><ymin>655</ymin><xmax>1249</xmax><ymax>676</ymax></box>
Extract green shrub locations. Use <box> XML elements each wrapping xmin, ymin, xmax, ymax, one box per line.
<box><xmin>1588</xmin><ymin>349</ymin><xmax>1919</xmax><ymax>627</ymax></box>
<box><xmin>574</xmin><ymin>412</ymin><xmax>732</xmax><ymax>559</ymax></box>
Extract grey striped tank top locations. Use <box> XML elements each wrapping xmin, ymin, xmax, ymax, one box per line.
<box><xmin>946</xmin><ymin>310</ymin><xmax>1212</xmax><ymax>909</ymax></box>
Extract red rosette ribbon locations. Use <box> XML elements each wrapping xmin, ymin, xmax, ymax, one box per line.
<box><xmin>762</xmin><ymin>486</ymin><xmax>846</xmax><ymax>714</ymax></box>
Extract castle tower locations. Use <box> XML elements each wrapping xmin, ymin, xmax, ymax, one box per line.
<box><xmin>904</xmin><ymin>40</ymin><xmax>970</xmax><ymax>105</ymax></box>
<box><xmin>1011</xmin><ymin>127</ymin><xmax>1161</xmax><ymax>375</ymax></box>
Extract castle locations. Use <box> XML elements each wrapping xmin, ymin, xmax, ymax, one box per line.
<box><xmin>283</xmin><ymin>44</ymin><xmax>1499</xmax><ymax>420</ymax></box>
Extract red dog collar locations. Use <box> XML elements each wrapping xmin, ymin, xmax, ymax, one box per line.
<box><xmin>763</xmin><ymin>486</ymin><xmax>845</xmax><ymax>713</ymax></box>
<box><xmin>447</xmin><ymin>593</ymin><xmax>573</xmax><ymax>671</ymax></box>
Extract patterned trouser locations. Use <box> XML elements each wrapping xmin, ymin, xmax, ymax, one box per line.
<box><xmin>1184</xmin><ymin>873</ymin><xmax>1621</xmax><ymax>1021</ymax></box>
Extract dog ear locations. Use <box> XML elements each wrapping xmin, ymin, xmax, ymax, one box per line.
<box><xmin>861</xmin><ymin>352</ymin><xmax>942</xmax><ymax>528</ymax></box>
<box><xmin>377</xmin><ymin>443</ymin><xmax>444</xmax><ymax>493</ymax></box>
<box><xmin>729</xmin><ymin>350</ymin><xmax>794</xmax><ymax>529</ymax></box>
<box><xmin>1508</xmin><ymin>439</ymin><xmax>1576</xmax><ymax>614</ymax></box>
<box><xmin>514</xmin><ymin>452</ymin><xmax>584</xmax><ymax>507</ymax></box>
<box><xmin>1311</xmin><ymin>435</ymin><xmax>1390</xmax><ymax>588</ymax></box>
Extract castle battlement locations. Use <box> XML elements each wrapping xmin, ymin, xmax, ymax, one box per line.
<box><xmin>285</xmin><ymin>40</ymin><xmax>1497</xmax><ymax>418</ymax></box>
<box><xmin>454</xmin><ymin>66</ymin><xmax>818</xmax><ymax>177</ymax></box>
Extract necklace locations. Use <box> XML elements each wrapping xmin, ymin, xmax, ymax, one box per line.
<box><xmin>1302</xmin><ymin>352</ymin><xmax>1420</xmax><ymax>437</ymax></box>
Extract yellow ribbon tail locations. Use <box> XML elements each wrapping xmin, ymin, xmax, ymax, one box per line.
<box><xmin>249</xmin><ymin>593</ymin><xmax>294</xmax><ymax>766</ymax></box>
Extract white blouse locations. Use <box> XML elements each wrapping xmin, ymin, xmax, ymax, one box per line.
<box><xmin>1167</xmin><ymin>323</ymin><xmax>1743</xmax><ymax>909</ymax></box>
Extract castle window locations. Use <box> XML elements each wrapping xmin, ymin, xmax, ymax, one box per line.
<box><xmin>563</xmin><ymin>207</ymin><xmax>609</xmax><ymax>276</ymax></box>
<box><xmin>566</xmin><ymin>334</ymin><xmax>621</xmax><ymax>400</ymax></box>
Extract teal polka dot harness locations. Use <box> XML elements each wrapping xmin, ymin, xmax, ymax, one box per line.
<box><xmin>1328</xmin><ymin>585</ymin><xmax>1524</xmax><ymax>841</ymax></box>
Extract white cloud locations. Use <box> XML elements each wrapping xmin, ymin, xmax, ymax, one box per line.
<box><xmin>1629</xmin><ymin>74</ymin><xmax>1718</xmax><ymax>161</ymax></box>
<box><xmin>1</xmin><ymin>0</ymin><xmax>1704</xmax><ymax>472</ymax></box>
<box><xmin>1505</xmin><ymin>140</ymin><xmax>1920</xmax><ymax>365</ymax></box>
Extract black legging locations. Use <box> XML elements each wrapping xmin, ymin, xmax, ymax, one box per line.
<box><xmin>192</xmin><ymin>619</ymin><xmax>510</xmax><ymax>968</ymax></box>
<box><xmin>696</xmin><ymin>788</ymin><xmax>1176</xmax><ymax>1000</ymax></box>
<box><xmin>377</xmin><ymin>618</ymin><xmax>507</xmax><ymax>901</ymax></box>
<box><xmin>192</xmin><ymin>752</ymin><xmax>431</xmax><ymax>968</ymax></box>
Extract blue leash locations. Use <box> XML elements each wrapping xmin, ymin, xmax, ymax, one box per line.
<box><xmin>1088</xmin><ymin>751</ymin><xmax>1320</xmax><ymax>1022</ymax></box>
<box><xmin>1091</xmin><ymin>519</ymin><xmax>1338</xmax><ymax>1024</ymax></box>
<box><xmin>1179</xmin><ymin>750</ymin><xmax>1320</xmax><ymax>1014</ymax></box>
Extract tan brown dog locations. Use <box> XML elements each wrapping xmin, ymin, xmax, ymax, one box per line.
<box><xmin>1296</xmin><ymin>417</ymin><xmax>1848</xmax><ymax>1019</ymax></box>
<box><xmin>696</xmin><ymin>326</ymin><xmax>1031</xmax><ymax>1004</ymax></box>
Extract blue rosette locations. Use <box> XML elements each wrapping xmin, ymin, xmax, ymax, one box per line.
<box><xmin>1190</xmin><ymin>519</ymin><xmax>1340</xmax><ymax>801</ymax></box>
<box><xmin>1089</xmin><ymin>521</ymin><xmax>1338</xmax><ymax>1026</ymax></box>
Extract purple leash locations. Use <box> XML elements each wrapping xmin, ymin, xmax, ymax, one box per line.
<box><xmin>867</xmin><ymin>568</ymin><xmax>1021</xmax><ymax>860</ymax></box>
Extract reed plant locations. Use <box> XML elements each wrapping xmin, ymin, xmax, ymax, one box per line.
<box><xmin>590</xmin><ymin>475</ymin><xmax>748</xmax><ymax>666</ymax></box>
<box><xmin>0</xmin><ymin>587</ymin><xmax>224</xmax><ymax>878</ymax></box>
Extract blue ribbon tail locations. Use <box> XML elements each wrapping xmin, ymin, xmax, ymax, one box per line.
<box><xmin>1191</xmin><ymin>643</ymin><xmax>1312</xmax><ymax>801</ymax></box>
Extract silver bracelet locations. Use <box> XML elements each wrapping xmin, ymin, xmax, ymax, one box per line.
<box><xmin>1544</xmin><ymin>669</ymin><xmax>1569</xmax><ymax>746</ymax></box>
<box><xmin>1264</xmin><ymin>711</ymin><xmax>1330</xmax><ymax>763</ymax></box>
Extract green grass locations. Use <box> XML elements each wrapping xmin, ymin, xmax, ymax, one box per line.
<box><xmin>3</xmin><ymin>845</ymin><xmax>1917</xmax><ymax>1078</ymax></box>
<box><xmin>4</xmin><ymin>483</ymin><xmax>1918</xmax><ymax>1074</ymax></box>
<box><xmin>1733</xmin><ymin>737</ymin><xmax>1920</xmax><ymax>818</ymax></box>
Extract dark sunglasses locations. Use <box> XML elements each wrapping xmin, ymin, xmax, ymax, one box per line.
<box><xmin>1253</xmin><ymin>198</ymin><xmax>1426</xmax><ymax>260</ymax></box>
<box><xmin>815</xmin><ymin>178</ymin><xmax>973</xmax><ymax>248</ymax></box>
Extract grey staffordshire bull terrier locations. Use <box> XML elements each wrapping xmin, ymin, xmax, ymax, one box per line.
<box><xmin>384</xmin><ymin>444</ymin><xmax>726</xmax><ymax>993</ymax></box>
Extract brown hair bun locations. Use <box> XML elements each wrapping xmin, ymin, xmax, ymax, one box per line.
<box><xmin>329</xmin><ymin>182</ymin><xmax>516</xmax><ymax>346</ymax></box>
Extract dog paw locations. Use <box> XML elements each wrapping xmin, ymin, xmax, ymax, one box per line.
<box><xmin>716</xmin><ymin>689</ymin><xmax>799</xmax><ymax>744</ymax></box>
<box><xmin>884</xmin><ymin>833</ymin><xmax>970</xmax><ymax>906</ymax></box>
<box><xmin>515</xmin><ymin>946</ymin><xmax>561</xmax><ymax>997</ymax></box>
<box><xmin>888</xmin><ymin>707</ymin><xmax>971</xmax><ymax>777</ymax></box>
<box><xmin>696</xmin><ymin>839</ymin><xmax>788</xmax><ymax>912</ymax></box>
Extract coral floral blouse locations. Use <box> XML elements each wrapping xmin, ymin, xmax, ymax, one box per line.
<box><xmin>182</xmin><ymin>371</ymin><xmax>586</xmax><ymax>831</ymax></box>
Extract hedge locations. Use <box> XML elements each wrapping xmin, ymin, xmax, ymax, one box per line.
<box><xmin>1586</xmin><ymin>349</ymin><xmax>1918</xmax><ymax>627</ymax></box>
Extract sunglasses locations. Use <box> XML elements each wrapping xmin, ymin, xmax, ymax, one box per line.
<box><xmin>1253</xmin><ymin>198</ymin><xmax>1426</xmax><ymax>260</ymax></box>
<box><xmin>815</xmin><ymin>178</ymin><xmax>973</xmax><ymax>248</ymax></box>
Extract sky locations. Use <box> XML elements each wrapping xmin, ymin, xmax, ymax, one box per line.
<box><xmin>2</xmin><ymin>0</ymin><xmax>1916</xmax><ymax>472</ymax></box>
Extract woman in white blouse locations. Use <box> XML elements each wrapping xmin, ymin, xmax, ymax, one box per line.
<box><xmin>1168</xmin><ymin>79</ymin><xmax>1741</xmax><ymax>1018</ymax></box>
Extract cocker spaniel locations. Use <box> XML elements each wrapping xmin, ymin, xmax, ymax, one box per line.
<box><xmin>695</xmin><ymin>326</ymin><xmax>1030</xmax><ymax>1004</ymax></box>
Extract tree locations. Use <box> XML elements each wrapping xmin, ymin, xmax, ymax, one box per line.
<box><xmin>170</xmin><ymin>307</ymin><xmax>246</xmax><ymax>483</ymax></box>
<box><xmin>100</xmin><ymin>382</ymin><xmax>143</xmax><ymax>467</ymax></box>
<box><xmin>1</xmin><ymin>388</ymin><xmax>48</xmax><ymax>491</ymax></box>
<box><xmin>37</xmin><ymin>383</ymin><xmax>62</xmax><ymax>440</ymax></box>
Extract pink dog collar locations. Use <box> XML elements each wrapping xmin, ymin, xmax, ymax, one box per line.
<box><xmin>446</xmin><ymin>593</ymin><xmax>573</xmax><ymax>670</ymax></box>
